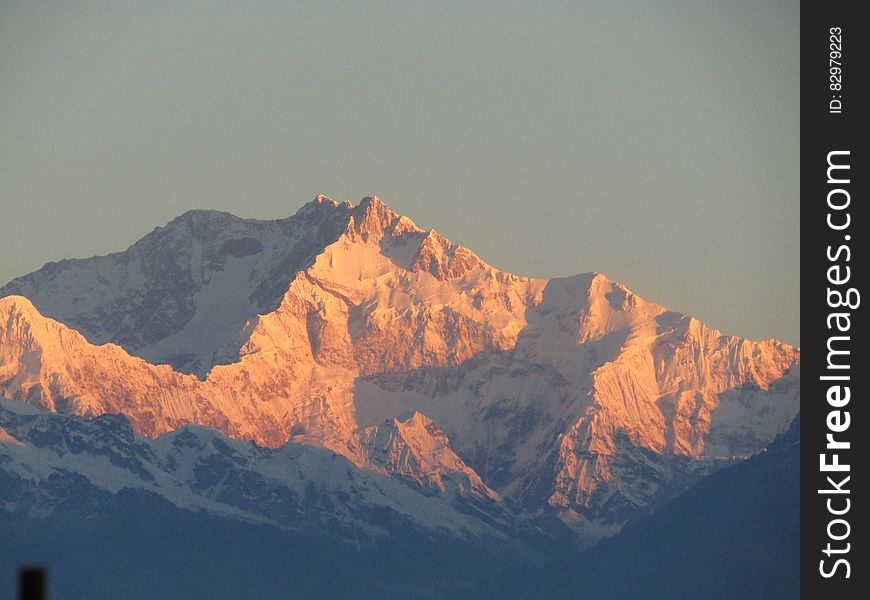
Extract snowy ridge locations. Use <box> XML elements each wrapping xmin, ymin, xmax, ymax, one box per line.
<box><xmin>0</xmin><ymin>398</ymin><xmax>513</xmax><ymax>543</ymax></box>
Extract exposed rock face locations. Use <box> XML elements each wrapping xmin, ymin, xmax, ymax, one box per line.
<box><xmin>0</xmin><ymin>196</ymin><xmax>800</xmax><ymax>534</ymax></box>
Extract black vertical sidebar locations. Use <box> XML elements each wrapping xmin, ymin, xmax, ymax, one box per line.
<box><xmin>802</xmin><ymin>1</ymin><xmax>867</xmax><ymax>598</ymax></box>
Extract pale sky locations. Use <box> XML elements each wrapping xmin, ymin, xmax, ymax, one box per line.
<box><xmin>0</xmin><ymin>0</ymin><xmax>799</xmax><ymax>344</ymax></box>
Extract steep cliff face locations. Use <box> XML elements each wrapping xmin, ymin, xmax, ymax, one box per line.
<box><xmin>0</xmin><ymin>196</ymin><xmax>800</xmax><ymax>532</ymax></box>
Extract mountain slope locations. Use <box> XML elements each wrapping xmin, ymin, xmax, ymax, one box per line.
<box><xmin>0</xmin><ymin>195</ymin><xmax>800</xmax><ymax>533</ymax></box>
<box><xmin>0</xmin><ymin>398</ymin><xmax>511</xmax><ymax>543</ymax></box>
<box><xmin>2</xmin><ymin>397</ymin><xmax>564</xmax><ymax>598</ymax></box>
<box><xmin>0</xmin><ymin>399</ymin><xmax>800</xmax><ymax>599</ymax></box>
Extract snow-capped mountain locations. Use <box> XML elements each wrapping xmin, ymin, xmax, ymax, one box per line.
<box><xmin>0</xmin><ymin>195</ymin><xmax>800</xmax><ymax>538</ymax></box>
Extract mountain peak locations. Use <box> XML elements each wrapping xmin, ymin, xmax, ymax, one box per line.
<box><xmin>293</xmin><ymin>194</ymin><xmax>351</xmax><ymax>220</ymax></box>
<box><xmin>408</xmin><ymin>229</ymin><xmax>485</xmax><ymax>279</ymax></box>
<box><xmin>358</xmin><ymin>410</ymin><xmax>498</xmax><ymax>500</ymax></box>
<box><xmin>164</xmin><ymin>209</ymin><xmax>242</xmax><ymax>231</ymax></box>
<box><xmin>344</xmin><ymin>195</ymin><xmax>423</xmax><ymax>243</ymax></box>
<box><xmin>359</xmin><ymin>195</ymin><xmax>385</xmax><ymax>209</ymax></box>
<box><xmin>353</xmin><ymin>195</ymin><xmax>395</xmax><ymax>234</ymax></box>
<box><xmin>176</xmin><ymin>208</ymin><xmax>235</xmax><ymax>220</ymax></box>
<box><xmin>395</xmin><ymin>409</ymin><xmax>430</xmax><ymax>426</ymax></box>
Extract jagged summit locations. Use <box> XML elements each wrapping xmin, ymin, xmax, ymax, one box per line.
<box><xmin>359</xmin><ymin>194</ymin><xmax>385</xmax><ymax>208</ymax></box>
<box><xmin>294</xmin><ymin>194</ymin><xmax>351</xmax><ymax>217</ymax></box>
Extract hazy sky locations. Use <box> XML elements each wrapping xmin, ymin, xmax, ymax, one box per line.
<box><xmin>0</xmin><ymin>1</ymin><xmax>799</xmax><ymax>344</ymax></box>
